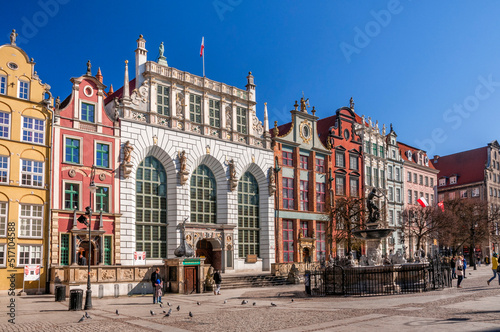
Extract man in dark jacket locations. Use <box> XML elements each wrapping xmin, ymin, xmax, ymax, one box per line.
<box><xmin>213</xmin><ymin>270</ymin><xmax>222</xmax><ymax>295</ymax></box>
<box><xmin>79</xmin><ymin>253</ymin><xmax>87</xmax><ymax>266</ymax></box>
<box><xmin>151</xmin><ymin>268</ymin><xmax>161</xmax><ymax>304</ymax></box>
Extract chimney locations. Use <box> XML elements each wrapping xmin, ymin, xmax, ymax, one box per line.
<box><xmin>135</xmin><ymin>34</ymin><xmax>147</xmax><ymax>88</ymax></box>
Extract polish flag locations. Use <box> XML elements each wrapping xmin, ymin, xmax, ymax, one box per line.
<box><xmin>417</xmin><ymin>197</ymin><xmax>428</xmax><ymax>207</ymax></box>
<box><xmin>200</xmin><ymin>37</ymin><xmax>204</xmax><ymax>57</ymax></box>
<box><xmin>438</xmin><ymin>201</ymin><xmax>445</xmax><ymax>212</ymax></box>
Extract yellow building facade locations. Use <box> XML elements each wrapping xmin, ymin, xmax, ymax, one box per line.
<box><xmin>0</xmin><ymin>36</ymin><xmax>52</xmax><ymax>293</ymax></box>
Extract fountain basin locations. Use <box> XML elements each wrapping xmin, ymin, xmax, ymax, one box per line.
<box><xmin>352</xmin><ymin>228</ymin><xmax>395</xmax><ymax>240</ymax></box>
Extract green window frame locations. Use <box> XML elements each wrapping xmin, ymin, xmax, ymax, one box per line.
<box><xmin>379</xmin><ymin>145</ymin><xmax>384</xmax><ymax>158</ymax></box>
<box><xmin>65</xmin><ymin>138</ymin><xmax>80</xmax><ymax>164</ymax></box>
<box><xmin>96</xmin><ymin>186</ymin><xmax>109</xmax><ymax>213</ymax></box>
<box><xmin>104</xmin><ymin>236</ymin><xmax>112</xmax><ymax>265</ymax></box>
<box><xmin>157</xmin><ymin>85</ymin><xmax>170</xmax><ymax>116</ymax></box>
<box><xmin>238</xmin><ymin>172</ymin><xmax>260</xmax><ymax>258</ymax></box>
<box><xmin>209</xmin><ymin>99</ymin><xmax>220</xmax><ymax>127</ymax></box>
<box><xmin>64</xmin><ymin>183</ymin><xmax>79</xmax><ymax>210</ymax></box>
<box><xmin>60</xmin><ymin>233</ymin><xmax>70</xmax><ymax>266</ymax></box>
<box><xmin>81</xmin><ymin>102</ymin><xmax>95</xmax><ymax>122</ymax></box>
<box><xmin>236</xmin><ymin>107</ymin><xmax>247</xmax><ymax>134</ymax></box>
<box><xmin>189</xmin><ymin>94</ymin><xmax>202</xmax><ymax>124</ymax></box>
<box><xmin>190</xmin><ymin>165</ymin><xmax>216</xmax><ymax>223</ymax></box>
<box><xmin>96</xmin><ymin>143</ymin><xmax>109</xmax><ymax>168</ymax></box>
<box><xmin>136</xmin><ymin>156</ymin><xmax>167</xmax><ymax>259</ymax></box>
<box><xmin>372</xmin><ymin>143</ymin><xmax>378</xmax><ymax>156</ymax></box>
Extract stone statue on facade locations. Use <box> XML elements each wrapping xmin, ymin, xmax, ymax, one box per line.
<box><xmin>86</xmin><ymin>60</ymin><xmax>91</xmax><ymax>76</ymax></box>
<box><xmin>176</xmin><ymin>93</ymin><xmax>185</xmax><ymax>119</ymax></box>
<box><xmin>300</xmin><ymin>97</ymin><xmax>309</xmax><ymax>112</ymax></box>
<box><xmin>174</xmin><ymin>217</ymin><xmax>194</xmax><ymax>257</ymax></box>
<box><xmin>121</xmin><ymin>141</ymin><xmax>134</xmax><ymax>179</ymax></box>
<box><xmin>10</xmin><ymin>29</ymin><xmax>18</xmax><ymax>45</ymax></box>
<box><xmin>158</xmin><ymin>42</ymin><xmax>168</xmax><ymax>66</ymax></box>
<box><xmin>349</xmin><ymin>97</ymin><xmax>355</xmax><ymax>110</ymax></box>
<box><xmin>178</xmin><ymin>150</ymin><xmax>189</xmax><ymax>185</ymax></box>
<box><xmin>367</xmin><ymin>188</ymin><xmax>383</xmax><ymax>223</ymax></box>
<box><xmin>228</xmin><ymin>159</ymin><xmax>237</xmax><ymax>191</ymax></box>
<box><xmin>268</xmin><ymin>167</ymin><xmax>276</xmax><ymax>196</ymax></box>
<box><xmin>114</xmin><ymin>97</ymin><xmax>120</xmax><ymax>121</ymax></box>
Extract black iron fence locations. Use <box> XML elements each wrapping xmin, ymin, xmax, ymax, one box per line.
<box><xmin>309</xmin><ymin>258</ymin><xmax>452</xmax><ymax>297</ymax></box>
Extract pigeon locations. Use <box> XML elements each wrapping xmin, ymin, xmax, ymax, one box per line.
<box><xmin>271</xmin><ymin>302</ymin><xmax>277</xmax><ymax>307</ymax></box>
<box><xmin>78</xmin><ymin>315</ymin><xmax>85</xmax><ymax>323</ymax></box>
<box><xmin>160</xmin><ymin>303</ymin><xmax>163</xmax><ymax>308</ymax></box>
<box><xmin>197</xmin><ymin>301</ymin><xmax>201</xmax><ymax>306</ymax></box>
<box><xmin>253</xmin><ymin>302</ymin><xmax>256</xmax><ymax>306</ymax></box>
<box><xmin>291</xmin><ymin>299</ymin><xmax>294</xmax><ymax>302</ymax></box>
<box><xmin>150</xmin><ymin>310</ymin><xmax>156</xmax><ymax>316</ymax></box>
<box><xmin>164</xmin><ymin>309</ymin><xmax>172</xmax><ymax>317</ymax></box>
<box><xmin>167</xmin><ymin>302</ymin><xmax>171</xmax><ymax>307</ymax></box>
<box><xmin>189</xmin><ymin>311</ymin><xmax>193</xmax><ymax>319</ymax></box>
<box><xmin>163</xmin><ymin>310</ymin><xmax>166</xmax><ymax>314</ymax></box>
<box><xmin>241</xmin><ymin>300</ymin><xmax>248</xmax><ymax>305</ymax></box>
<box><xmin>223</xmin><ymin>300</ymin><xmax>227</xmax><ymax>304</ymax></box>
<box><xmin>176</xmin><ymin>305</ymin><xmax>180</xmax><ymax>311</ymax></box>
<box><xmin>116</xmin><ymin>309</ymin><xmax>119</xmax><ymax>315</ymax></box>
<box><xmin>85</xmin><ymin>312</ymin><xmax>91</xmax><ymax>319</ymax></box>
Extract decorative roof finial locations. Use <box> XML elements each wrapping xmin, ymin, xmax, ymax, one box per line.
<box><xmin>10</xmin><ymin>29</ymin><xmax>18</xmax><ymax>46</ymax></box>
<box><xmin>349</xmin><ymin>97</ymin><xmax>355</xmax><ymax>110</ymax></box>
<box><xmin>312</xmin><ymin>106</ymin><xmax>316</xmax><ymax>116</ymax></box>
<box><xmin>86</xmin><ymin>60</ymin><xmax>92</xmax><ymax>76</ymax></box>
<box><xmin>273</xmin><ymin>121</ymin><xmax>279</xmax><ymax>137</ymax></box>
<box><xmin>294</xmin><ymin>100</ymin><xmax>298</xmax><ymax>111</ymax></box>
<box><xmin>95</xmin><ymin>67</ymin><xmax>103</xmax><ymax>83</ymax></box>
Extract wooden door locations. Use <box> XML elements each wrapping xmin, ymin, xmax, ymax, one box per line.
<box><xmin>184</xmin><ymin>267</ymin><xmax>197</xmax><ymax>294</ymax></box>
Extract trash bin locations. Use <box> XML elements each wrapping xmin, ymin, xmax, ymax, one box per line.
<box><xmin>69</xmin><ymin>289</ymin><xmax>83</xmax><ymax>311</ymax></box>
<box><xmin>55</xmin><ymin>285</ymin><xmax>66</xmax><ymax>302</ymax></box>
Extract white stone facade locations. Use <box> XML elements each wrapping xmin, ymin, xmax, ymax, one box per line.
<box><xmin>107</xmin><ymin>36</ymin><xmax>274</xmax><ymax>272</ymax></box>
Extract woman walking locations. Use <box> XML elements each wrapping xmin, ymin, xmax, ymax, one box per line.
<box><xmin>450</xmin><ymin>256</ymin><xmax>456</xmax><ymax>279</ymax></box>
<box><xmin>456</xmin><ymin>256</ymin><xmax>464</xmax><ymax>288</ymax></box>
<box><xmin>487</xmin><ymin>253</ymin><xmax>498</xmax><ymax>285</ymax></box>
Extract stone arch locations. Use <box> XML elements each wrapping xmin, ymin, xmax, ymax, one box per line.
<box><xmin>20</xmin><ymin>149</ymin><xmax>45</xmax><ymax>162</ymax></box>
<box><xmin>0</xmin><ymin>192</ymin><xmax>9</xmax><ymax>201</ymax></box>
<box><xmin>0</xmin><ymin>144</ymin><xmax>11</xmax><ymax>156</ymax></box>
<box><xmin>0</xmin><ymin>100</ymin><xmax>13</xmax><ymax>112</ymax></box>
<box><xmin>19</xmin><ymin>194</ymin><xmax>44</xmax><ymax>205</ymax></box>
<box><xmin>21</xmin><ymin>107</ymin><xmax>47</xmax><ymax>120</ymax></box>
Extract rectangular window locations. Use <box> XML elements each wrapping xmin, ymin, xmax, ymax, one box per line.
<box><xmin>379</xmin><ymin>145</ymin><xmax>384</xmax><ymax>158</ymax></box>
<box><xmin>450</xmin><ymin>176</ymin><xmax>457</xmax><ymax>184</ymax></box>
<box><xmin>419</xmin><ymin>175</ymin><xmax>423</xmax><ymax>185</ymax></box>
<box><xmin>300</xmin><ymin>221</ymin><xmax>308</xmax><ymax>238</ymax></box>
<box><xmin>372</xmin><ymin>143</ymin><xmax>378</xmax><ymax>156</ymax></box>
<box><xmin>189</xmin><ymin>94</ymin><xmax>202</xmax><ymax>124</ymax></box>
<box><xmin>425</xmin><ymin>176</ymin><xmax>429</xmax><ymax>187</ymax></box>
<box><xmin>407</xmin><ymin>171</ymin><xmax>412</xmax><ymax>182</ymax></box>
<box><xmin>450</xmin><ymin>191</ymin><xmax>456</xmax><ymax>199</ymax></box>
<box><xmin>0</xmin><ymin>111</ymin><xmax>9</xmax><ymax>138</ymax></box>
<box><xmin>336</xmin><ymin>175</ymin><xmax>346</xmax><ymax>196</ymax></box>
<box><xmin>19</xmin><ymin>204</ymin><xmax>43</xmax><ymax>238</ymax></box>
<box><xmin>19</xmin><ymin>80</ymin><xmax>29</xmax><ymax>99</ymax></box>
<box><xmin>81</xmin><ymin>102</ymin><xmax>95</xmax><ymax>122</ymax></box>
<box><xmin>396</xmin><ymin>188</ymin><xmax>401</xmax><ymax>203</ymax></box>
<box><xmin>439</xmin><ymin>178</ymin><xmax>446</xmax><ymax>186</ymax></box>
<box><xmin>430</xmin><ymin>194</ymin><xmax>434</xmax><ymax>205</ymax></box>
<box><xmin>408</xmin><ymin>190</ymin><xmax>412</xmax><ymax>204</ymax></box>
<box><xmin>300</xmin><ymin>156</ymin><xmax>308</xmax><ymax>170</ymax></box>
<box><xmin>438</xmin><ymin>193</ymin><xmax>444</xmax><ymax>202</ymax></box>
<box><xmin>0</xmin><ymin>75</ymin><xmax>6</xmax><ymax>95</ymax></box>
<box><xmin>0</xmin><ymin>245</ymin><xmax>4</xmax><ymax>266</ymax></box>
<box><xmin>208</xmin><ymin>99</ymin><xmax>220</xmax><ymax>127</ymax></box>
<box><xmin>65</xmin><ymin>138</ymin><xmax>80</xmax><ymax>164</ymax></box>
<box><xmin>22</xmin><ymin>117</ymin><xmax>44</xmax><ymax>144</ymax></box>
<box><xmin>0</xmin><ymin>155</ymin><xmax>8</xmax><ymax>183</ymax></box>
<box><xmin>380</xmin><ymin>170</ymin><xmax>385</xmax><ymax>188</ymax></box>
<box><xmin>425</xmin><ymin>193</ymin><xmax>430</xmax><ymax>204</ymax></box>
<box><xmin>388</xmin><ymin>166</ymin><xmax>393</xmax><ymax>180</ymax></box>
<box><xmin>315</xmin><ymin>158</ymin><xmax>324</xmax><ymax>173</ymax></box>
<box><xmin>396</xmin><ymin>211</ymin><xmax>401</xmax><ymax>225</ymax></box>
<box><xmin>104</xmin><ymin>236</ymin><xmax>112</xmax><ymax>265</ymax></box>
<box><xmin>316</xmin><ymin>183</ymin><xmax>325</xmax><ymax>212</ymax></box>
<box><xmin>96</xmin><ymin>186</ymin><xmax>109</xmax><ymax>212</ymax></box>
<box><xmin>395</xmin><ymin>168</ymin><xmax>400</xmax><ymax>181</ymax></box>
<box><xmin>60</xmin><ymin>233</ymin><xmax>70</xmax><ymax>266</ymax></box>
<box><xmin>157</xmin><ymin>85</ymin><xmax>170</xmax><ymax>116</ymax></box>
<box><xmin>21</xmin><ymin>160</ymin><xmax>43</xmax><ymax>187</ymax></box>
<box><xmin>0</xmin><ymin>202</ymin><xmax>7</xmax><ymax>237</ymax></box>
<box><xmin>373</xmin><ymin>168</ymin><xmax>379</xmax><ymax>187</ymax></box>
<box><xmin>365</xmin><ymin>141</ymin><xmax>370</xmax><ymax>154</ymax></box>
<box><xmin>283</xmin><ymin>178</ymin><xmax>294</xmax><ymax>210</ymax></box>
<box><xmin>430</xmin><ymin>178</ymin><xmax>434</xmax><ymax>187</ymax></box>
<box><xmin>472</xmin><ymin>188</ymin><xmax>480</xmax><ymax>197</ymax></box>
<box><xmin>96</xmin><ymin>143</ymin><xmax>110</xmax><ymax>168</ymax></box>
<box><xmin>413</xmin><ymin>173</ymin><xmax>417</xmax><ymax>183</ymax></box>
<box><xmin>349</xmin><ymin>155</ymin><xmax>358</xmax><ymax>170</ymax></box>
<box><xmin>282</xmin><ymin>220</ymin><xmax>294</xmax><ymax>263</ymax></box>
<box><xmin>64</xmin><ymin>183</ymin><xmax>79</xmax><ymax>210</ymax></box>
<box><xmin>389</xmin><ymin>187</ymin><xmax>394</xmax><ymax>201</ymax></box>
<box><xmin>300</xmin><ymin>180</ymin><xmax>309</xmax><ymax>211</ymax></box>
<box><xmin>18</xmin><ymin>245</ymin><xmax>42</xmax><ymax>265</ymax></box>
<box><xmin>389</xmin><ymin>210</ymin><xmax>394</xmax><ymax>225</ymax></box>
<box><xmin>366</xmin><ymin>166</ymin><xmax>372</xmax><ymax>186</ymax></box>
<box><xmin>316</xmin><ymin>222</ymin><xmax>325</xmax><ymax>261</ymax></box>
<box><xmin>282</xmin><ymin>151</ymin><xmax>293</xmax><ymax>167</ymax></box>
<box><xmin>414</xmin><ymin>191</ymin><xmax>418</xmax><ymax>204</ymax></box>
<box><xmin>335</xmin><ymin>152</ymin><xmax>345</xmax><ymax>167</ymax></box>
<box><xmin>236</xmin><ymin>106</ymin><xmax>247</xmax><ymax>134</ymax></box>
<box><xmin>350</xmin><ymin>177</ymin><xmax>359</xmax><ymax>197</ymax></box>
<box><xmin>460</xmin><ymin>190</ymin><xmax>467</xmax><ymax>198</ymax></box>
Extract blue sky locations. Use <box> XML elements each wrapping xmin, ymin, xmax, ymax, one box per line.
<box><xmin>4</xmin><ymin>1</ymin><xmax>500</xmax><ymax>157</ymax></box>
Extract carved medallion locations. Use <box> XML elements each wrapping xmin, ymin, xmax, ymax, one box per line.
<box><xmin>68</xmin><ymin>169</ymin><xmax>76</xmax><ymax>178</ymax></box>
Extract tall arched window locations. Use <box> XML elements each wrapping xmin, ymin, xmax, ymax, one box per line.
<box><xmin>136</xmin><ymin>156</ymin><xmax>167</xmax><ymax>258</ymax></box>
<box><xmin>238</xmin><ymin>172</ymin><xmax>259</xmax><ymax>258</ymax></box>
<box><xmin>190</xmin><ymin>165</ymin><xmax>216</xmax><ymax>223</ymax></box>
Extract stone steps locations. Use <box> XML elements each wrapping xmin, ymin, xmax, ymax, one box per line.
<box><xmin>221</xmin><ymin>274</ymin><xmax>291</xmax><ymax>289</ymax></box>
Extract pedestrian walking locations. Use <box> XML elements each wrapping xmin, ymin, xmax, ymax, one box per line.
<box><xmin>463</xmin><ymin>256</ymin><xmax>467</xmax><ymax>278</ymax></box>
<box><xmin>213</xmin><ymin>269</ymin><xmax>222</xmax><ymax>295</ymax></box>
<box><xmin>450</xmin><ymin>256</ymin><xmax>456</xmax><ymax>279</ymax></box>
<box><xmin>155</xmin><ymin>278</ymin><xmax>163</xmax><ymax>304</ymax></box>
<box><xmin>456</xmin><ymin>256</ymin><xmax>464</xmax><ymax>288</ymax></box>
<box><xmin>487</xmin><ymin>253</ymin><xmax>499</xmax><ymax>285</ymax></box>
<box><xmin>151</xmin><ymin>267</ymin><xmax>161</xmax><ymax>304</ymax></box>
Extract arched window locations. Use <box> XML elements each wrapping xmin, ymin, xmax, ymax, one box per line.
<box><xmin>238</xmin><ymin>172</ymin><xmax>259</xmax><ymax>258</ymax></box>
<box><xmin>190</xmin><ymin>165</ymin><xmax>216</xmax><ymax>223</ymax></box>
<box><xmin>136</xmin><ymin>156</ymin><xmax>167</xmax><ymax>258</ymax></box>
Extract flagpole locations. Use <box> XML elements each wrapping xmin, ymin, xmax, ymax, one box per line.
<box><xmin>203</xmin><ymin>50</ymin><xmax>205</xmax><ymax>77</ymax></box>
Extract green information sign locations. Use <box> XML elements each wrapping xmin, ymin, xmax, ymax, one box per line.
<box><xmin>183</xmin><ymin>258</ymin><xmax>201</xmax><ymax>266</ymax></box>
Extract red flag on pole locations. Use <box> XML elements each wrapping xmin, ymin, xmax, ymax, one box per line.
<box><xmin>200</xmin><ymin>37</ymin><xmax>204</xmax><ymax>57</ymax></box>
<box><xmin>417</xmin><ymin>197</ymin><xmax>428</xmax><ymax>208</ymax></box>
<box><xmin>438</xmin><ymin>201</ymin><xmax>445</xmax><ymax>212</ymax></box>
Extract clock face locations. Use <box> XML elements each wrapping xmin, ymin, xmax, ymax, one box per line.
<box><xmin>344</xmin><ymin>129</ymin><xmax>350</xmax><ymax>140</ymax></box>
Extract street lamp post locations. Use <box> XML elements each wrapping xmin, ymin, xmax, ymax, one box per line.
<box><xmin>471</xmin><ymin>223</ymin><xmax>477</xmax><ymax>271</ymax></box>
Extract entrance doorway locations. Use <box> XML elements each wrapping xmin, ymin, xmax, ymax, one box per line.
<box><xmin>302</xmin><ymin>247</ymin><xmax>311</xmax><ymax>263</ymax></box>
<box><xmin>196</xmin><ymin>239</ymin><xmax>222</xmax><ymax>270</ymax></box>
<box><xmin>79</xmin><ymin>240</ymin><xmax>98</xmax><ymax>265</ymax></box>
<box><xmin>184</xmin><ymin>266</ymin><xmax>197</xmax><ymax>294</ymax></box>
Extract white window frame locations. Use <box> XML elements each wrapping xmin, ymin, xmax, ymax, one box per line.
<box><xmin>80</xmin><ymin>100</ymin><xmax>97</xmax><ymax>123</ymax></box>
<box><xmin>21</xmin><ymin>116</ymin><xmax>45</xmax><ymax>144</ymax></box>
<box><xmin>0</xmin><ymin>155</ymin><xmax>8</xmax><ymax>184</ymax></box>
<box><xmin>63</xmin><ymin>134</ymin><xmax>83</xmax><ymax>165</ymax></box>
<box><xmin>389</xmin><ymin>210</ymin><xmax>394</xmax><ymax>225</ymax></box>
<box><xmin>18</xmin><ymin>204</ymin><xmax>43</xmax><ymax>238</ymax></box>
<box><xmin>94</xmin><ymin>184</ymin><xmax>111</xmax><ymax>213</ymax></box>
<box><xmin>396</xmin><ymin>188</ymin><xmax>401</xmax><ymax>203</ymax></box>
<box><xmin>20</xmin><ymin>159</ymin><xmax>44</xmax><ymax>188</ymax></box>
<box><xmin>0</xmin><ymin>201</ymin><xmax>7</xmax><ymax>237</ymax></box>
<box><xmin>0</xmin><ymin>75</ymin><xmax>6</xmax><ymax>95</ymax></box>
<box><xmin>472</xmin><ymin>188</ymin><xmax>480</xmax><ymax>197</ymax></box>
<box><xmin>450</xmin><ymin>176</ymin><xmax>457</xmax><ymax>184</ymax></box>
<box><xmin>439</xmin><ymin>178</ymin><xmax>446</xmax><ymax>186</ymax></box>
<box><xmin>0</xmin><ymin>111</ymin><xmax>9</xmax><ymax>138</ymax></box>
<box><xmin>62</xmin><ymin>180</ymin><xmax>82</xmax><ymax>211</ymax></box>
<box><xmin>94</xmin><ymin>140</ymin><xmax>111</xmax><ymax>169</ymax></box>
<box><xmin>17</xmin><ymin>244</ymin><xmax>42</xmax><ymax>266</ymax></box>
<box><xmin>395</xmin><ymin>167</ymin><xmax>400</xmax><ymax>181</ymax></box>
<box><xmin>389</xmin><ymin>187</ymin><xmax>394</xmax><ymax>201</ymax></box>
<box><xmin>0</xmin><ymin>244</ymin><xmax>5</xmax><ymax>266</ymax></box>
<box><xmin>388</xmin><ymin>165</ymin><xmax>393</xmax><ymax>180</ymax></box>
<box><xmin>18</xmin><ymin>79</ymin><xmax>29</xmax><ymax>100</ymax></box>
